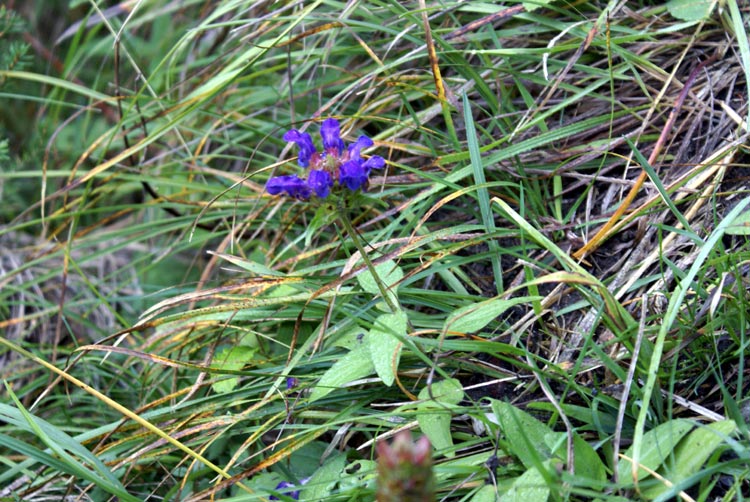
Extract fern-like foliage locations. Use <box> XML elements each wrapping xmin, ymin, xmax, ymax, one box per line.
<box><xmin>0</xmin><ymin>6</ymin><xmax>31</xmax><ymax>86</ymax></box>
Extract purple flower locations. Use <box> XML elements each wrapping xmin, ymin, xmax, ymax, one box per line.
<box><xmin>267</xmin><ymin>118</ymin><xmax>386</xmax><ymax>200</ymax></box>
<box><xmin>362</xmin><ymin>155</ymin><xmax>385</xmax><ymax>172</ymax></box>
<box><xmin>307</xmin><ymin>169</ymin><xmax>333</xmax><ymax>198</ymax></box>
<box><xmin>339</xmin><ymin>160</ymin><xmax>369</xmax><ymax>191</ymax></box>
<box><xmin>267</xmin><ymin>175</ymin><xmax>312</xmax><ymax>200</ymax></box>
<box><xmin>269</xmin><ymin>477</ymin><xmax>310</xmax><ymax>500</ymax></box>
<box><xmin>347</xmin><ymin>135</ymin><xmax>373</xmax><ymax>160</ymax></box>
<box><xmin>320</xmin><ymin>117</ymin><xmax>345</xmax><ymax>154</ymax></box>
<box><xmin>286</xmin><ymin>377</ymin><xmax>298</xmax><ymax>390</ymax></box>
<box><xmin>269</xmin><ymin>480</ymin><xmax>300</xmax><ymax>500</ymax></box>
<box><xmin>283</xmin><ymin>129</ymin><xmax>316</xmax><ymax>168</ymax></box>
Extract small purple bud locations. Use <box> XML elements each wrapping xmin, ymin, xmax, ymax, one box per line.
<box><xmin>286</xmin><ymin>377</ymin><xmax>298</xmax><ymax>390</ymax></box>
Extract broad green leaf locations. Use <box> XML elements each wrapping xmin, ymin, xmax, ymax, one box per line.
<box><xmin>523</xmin><ymin>0</ymin><xmax>555</xmax><ymax>13</ymax></box>
<box><xmin>338</xmin><ymin>459</ymin><xmax>378</xmax><ymax>492</ymax></box>
<box><xmin>417</xmin><ymin>379</ymin><xmax>464</xmax><ymax>457</ymax></box>
<box><xmin>445</xmin><ymin>296</ymin><xmax>541</xmax><ymax>334</ymax></box>
<box><xmin>546</xmin><ymin>431</ymin><xmax>606</xmax><ymax>484</ymax></box>
<box><xmin>211</xmin><ymin>346</ymin><xmax>257</xmax><ymax>394</ymax></box>
<box><xmin>418</xmin><ymin>378</ymin><xmax>465</xmax><ymax>406</ymax></box>
<box><xmin>617</xmin><ymin>419</ymin><xmax>694</xmax><ymax>485</ymax></box>
<box><xmin>309</xmin><ymin>343</ymin><xmax>375</xmax><ymax>402</ymax></box>
<box><xmin>368</xmin><ymin>310</ymin><xmax>407</xmax><ymax>386</ymax></box>
<box><xmin>503</xmin><ymin>465</ymin><xmax>549</xmax><ymax>502</ymax></box>
<box><xmin>333</xmin><ymin>326</ymin><xmax>368</xmax><ymax>350</ymax></box>
<box><xmin>491</xmin><ymin>399</ymin><xmax>553</xmax><ymax>469</ymax></box>
<box><xmin>471</xmin><ymin>484</ymin><xmax>499</xmax><ymax>502</ymax></box>
<box><xmin>357</xmin><ymin>259</ymin><xmax>403</xmax><ymax>308</ymax></box>
<box><xmin>726</xmin><ymin>210</ymin><xmax>750</xmax><ymax>235</ymax></box>
<box><xmin>299</xmin><ymin>452</ymin><xmax>347</xmax><ymax>500</ymax></box>
<box><xmin>642</xmin><ymin>420</ymin><xmax>736</xmax><ymax>500</ymax></box>
<box><xmin>666</xmin><ymin>0</ymin><xmax>716</xmax><ymax>21</ymax></box>
<box><xmin>417</xmin><ymin>408</ymin><xmax>453</xmax><ymax>456</ymax></box>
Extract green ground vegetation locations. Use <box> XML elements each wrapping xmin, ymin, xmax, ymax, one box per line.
<box><xmin>1</xmin><ymin>1</ymin><xmax>749</xmax><ymax>500</ymax></box>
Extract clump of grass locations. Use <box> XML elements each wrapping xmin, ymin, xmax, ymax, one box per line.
<box><xmin>1</xmin><ymin>1</ymin><xmax>749</xmax><ymax>501</ymax></box>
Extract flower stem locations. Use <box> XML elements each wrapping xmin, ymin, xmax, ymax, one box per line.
<box><xmin>339</xmin><ymin>209</ymin><xmax>400</xmax><ymax>314</ymax></box>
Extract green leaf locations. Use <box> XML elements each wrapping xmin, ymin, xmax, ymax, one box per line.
<box><xmin>725</xmin><ymin>210</ymin><xmax>750</xmax><ymax>235</ymax></box>
<box><xmin>416</xmin><ymin>409</ymin><xmax>453</xmax><ymax>456</ymax></box>
<box><xmin>1</xmin><ymin>385</ymin><xmax>139</xmax><ymax>502</ymax></box>
<box><xmin>417</xmin><ymin>379</ymin><xmax>464</xmax><ymax>456</ymax></box>
<box><xmin>491</xmin><ymin>399</ymin><xmax>553</xmax><ymax>469</ymax></box>
<box><xmin>546</xmin><ymin>431</ymin><xmax>606</xmax><ymax>484</ymax></box>
<box><xmin>522</xmin><ymin>0</ymin><xmax>555</xmax><ymax>13</ymax></box>
<box><xmin>357</xmin><ymin>259</ymin><xmax>403</xmax><ymax>308</ymax></box>
<box><xmin>309</xmin><ymin>343</ymin><xmax>375</xmax><ymax>402</ymax></box>
<box><xmin>642</xmin><ymin>420</ymin><xmax>736</xmax><ymax>500</ymax></box>
<box><xmin>617</xmin><ymin>419</ymin><xmax>694</xmax><ymax>485</ymax></box>
<box><xmin>445</xmin><ymin>296</ymin><xmax>541</xmax><ymax>334</ymax></box>
<box><xmin>504</xmin><ymin>465</ymin><xmax>549</xmax><ymax>502</ymax></box>
<box><xmin>470</xmin><ymin>484</ymin><xmax>499</xmax><ymax>502</ymax></box>
<box><xmin>211</xmin><ymin>346</ymin><xmax>257</xmax><ymax>394</ymax></box>
<box><xmin>666</xmin><ymin>0</ymin><xmax>716</xmax><ymax>21</ymax></box>
<box><xmin>368</xmin><ymin>310</ymin><xmax>407</xmax><ymax>386</ymax></box>
<box><xmin>211</xmin><ymin>251</ymin><xmax>283</xmax><ymax>276</ymax></box>
<box><xmin>418</xmin><ymin>378</ymin><xmax>464</xmax><ymax>406</ymax></box>
<box><xmin>299</xmin><ymin>452</ymin><xmax>348</xmax><ymax>500</ymax></box>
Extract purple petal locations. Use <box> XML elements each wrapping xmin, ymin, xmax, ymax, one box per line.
<box><xmin>339</xmin><ymin>160</ymin><xmax>368</xmax><ymax>191</ymax></box>
<box><xmin>320</xmin><ymin>118</ymin><xmax>344</xmax><ymax>153</ymax></box>
<box><xmin>307</xmin><ymin>169</ymin><xmax>333</xmax><ymax>198</ymax></box>
<box><xmin>286</xmin><ymin>377</ymin><xmax>298</xmax><ymax>390</ymax></box>
<box><xmin>347</xmin><ymin>135</ymin><xmax>373</xmax><ymax>160</ymax></box>
<box><xmin>283</xmin><ymin>129</ymin><xmax>316</xmax><ymax>167</ymax></box>
<box><xmin>362</xmin><ymin>155</ymin><xmax>385</xmax><ymax>172</ymax></box>
<box><xmin>267</xmin><ymin>175</ymin><xmax>312</xmax><ymax>200</ymax></box>
<box><xmin>270</xmin><ymin>481</ymin><xmax>300</xmax><ymax>500</ymax></box>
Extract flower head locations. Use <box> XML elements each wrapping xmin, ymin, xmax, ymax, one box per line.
<box><xmin>376</xmin><ymin>431</ymin><xmax>434</xmax><ymax>501</ymax></box>
<box><xmin>267</xmin><ymin>118</ymin><xmax>385</xmax><ymax>200</ymax></box>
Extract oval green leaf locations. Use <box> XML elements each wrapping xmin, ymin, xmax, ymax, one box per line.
<box><xmin>309</xmin><ymin>343</ymin><xmax>375</xmax><ymax>402</ymax></box>
<box><xmin>641</xmin><ymin>420</ymin><xmax>736</xmax><ymax>500</ymax></box>
<box><xmin>445</xmin><ymin>296</ymin><xmax>540</xmax><ymax>334</ymax></box>
<box><xmin>368</xmin><ymin>310</ymin><xmax>407</xmax><ymax>387</ymax></box>
<box><xmin>617</xmin><ymin>419</ymin><xmax>694</xmax><ymax>485</ymax></box>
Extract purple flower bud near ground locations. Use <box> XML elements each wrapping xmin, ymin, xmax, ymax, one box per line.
<box><xmin>376</xmin><ymin>431</ymin><xmax>435</xmax><ymax>502</ymax></box>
